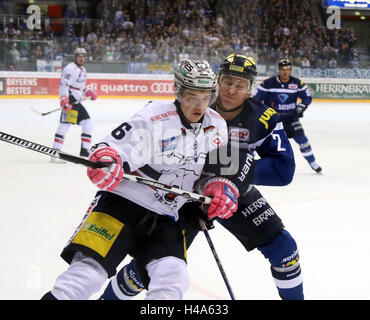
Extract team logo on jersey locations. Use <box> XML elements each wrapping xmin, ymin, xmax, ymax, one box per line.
<box><xmin>212</xmin><ymin>137</ymin><xmax>222</xmax><ymax>147</ymax></box>
<box><xmin>229</xmin><ymin>127</ymin><xmax>250</xmax><ymax>142</ymax></box>
<box><xmin>192</xmin><ymin>140</ymin><xmax>198</xmax><ymax>150</ymax></box>
<box><xmin>161</xmin><ymin>135</ymin><xmax>180</xmax><ymax>152</ymax></box>
<box><xmin>164</xmin><ymin>192</ymin><xmax>177</xmax><ymax>202</ymax></box>
<box><xmin>278</xmin><ymin>93</ymin><xmax>289</xmax><ymax>104</ymax></box>
<box><xmin>211</xmin><ymin>133</ymin><xmax>226</xmax><ymax>148</ymax></box>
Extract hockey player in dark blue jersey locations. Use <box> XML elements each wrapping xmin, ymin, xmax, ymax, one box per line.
<box><xmin>254</xmin><ymin>58</ymin><xmax>322</xmax><ymax>173</ymax></box>
<box><xmin>100</xmin><ymin>54</ymin><xmax>304</xmax><ymax>300</ymax></box>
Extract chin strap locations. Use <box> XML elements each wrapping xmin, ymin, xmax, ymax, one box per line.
<box><xmin>215</xmin><ymin>101</ymin><xmax>244</xmax><ymax>113</ymax></box>
<box><xmin>174</xmin><ymin>99</ymin><xmax>204</xmax><ymax>128</ymax></box>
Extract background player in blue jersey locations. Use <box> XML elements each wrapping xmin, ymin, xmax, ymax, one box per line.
<box><xmin>254</xmin><ymin>59</ymin><xmax>322</xmax><ymax>173</ymax></box>
<box><xmin>100</xmin><ymin>54</ymin><xmax>304</xmax><ymax>300</ymax></box>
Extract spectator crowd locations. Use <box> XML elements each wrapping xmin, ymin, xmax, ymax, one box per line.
<box><xmin>0</xmin><ymin>0</ymin><xmax>361</xmax><ymax>71</ymax></box>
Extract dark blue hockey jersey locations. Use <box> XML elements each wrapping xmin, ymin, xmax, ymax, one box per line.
<box><xmin>254</xmin><ymin>75</ymin><xmax>312</xmax><ymax>118</ymax></box>
<box><xmin>205</xmin><ymin>98</ymin><xmax>295</xmax><ymax>190</ymax></box>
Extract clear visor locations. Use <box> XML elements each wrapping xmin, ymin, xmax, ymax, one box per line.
<box><xmin>176</xmin><ymin>85</ymin><xmax>218</xmax><ymax>107</ymax></box>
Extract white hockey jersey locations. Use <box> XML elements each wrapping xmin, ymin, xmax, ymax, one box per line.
<box><xmin>59</xmin><ymin>62</ymin><xmax>87</xmax><ymax>101</ymax></box>
<box><xmin>98</xmin><ymin>100</ymin><xmax>228</xmax><ymax>220</ymax></box>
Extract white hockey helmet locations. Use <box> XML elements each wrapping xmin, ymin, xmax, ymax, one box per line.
<box><xmin>174</xmin><ymin>59</ymin><xmax>218</xmax><ymax>99</ymax></box>
<box><xmin>74</xmin><ymin>47</ymin><xmax>87</xmax><ymax>57</ymax></box>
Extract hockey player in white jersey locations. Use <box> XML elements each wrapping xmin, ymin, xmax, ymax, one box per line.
<box><xmin>41</xmin><ymin>59</ymin><xmax>239</xmax><ymax>300</ymax></box>
<box><xmin>100</xmin><ymin>54</ymin><xmax>304</xmax><ymax>301</ymax></box>
<box><xmin>51</xmin><ymin>47</ymin><xmax>97</xmax><ymax>162</ymax></box>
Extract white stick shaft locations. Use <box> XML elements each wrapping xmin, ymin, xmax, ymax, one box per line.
<box><xmin>30</xmin><ymin>97</ymin><xmax>89</xmax><ymax>116</ymax></box>
<box><xmin>123</xmin><ymin>173</ymin><xmax>212</xmax><ymax>204</ymax></box>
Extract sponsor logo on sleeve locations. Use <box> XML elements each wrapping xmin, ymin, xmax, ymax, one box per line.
<box><xmin>258</xmin><ymin>108</ymin><xmax>277</xmax><ymax>129</ymax></box>
<box><xmin>229</xmin><ymin>127</ymin><xmax>250</xmax><ymax>142</ymax></box>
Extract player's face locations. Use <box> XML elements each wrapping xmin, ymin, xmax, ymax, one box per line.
<box><xmin>75</xmin><ymin>54</ymin><xmax>86</xmax><ymax>66</ymax></box>
<box><xmin>279</xmin><ymin>66</ymin><xmax>291</xmax><ymax>81</ymax></box>
<box><xmin>179</xmin><ymin>89</ymin><xmax>213</xmax><ymax>122</ymax></box>
<box><xmin>217</xmin><ymin>74</ymin><xmax>251</xmax><ymax>109</ymax></box>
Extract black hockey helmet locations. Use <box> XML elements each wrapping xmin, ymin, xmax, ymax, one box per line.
<box><xmin>218</xmin><ymin>54</ymin><xmax>258</xmax><ymax>84</ymax></box>
<box><xmin>278</xmin><ymin>58</ymin><xmax>292</xmax><ymax>68</ymax></box>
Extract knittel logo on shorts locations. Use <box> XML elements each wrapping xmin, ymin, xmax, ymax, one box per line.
<box><xmin>72</xmin><ymin>211</ymin><xmax>124</xmax><ymax>257</ymax></box>
<box><xmin>82</xmin><ymin>222</ymin><xmax>116</xmax><ymax>240</ymax></box>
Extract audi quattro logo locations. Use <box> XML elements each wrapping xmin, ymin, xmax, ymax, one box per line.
<box><xmin>151</xmin><ymin>82</ymin><xmax>174</xmax><ymax>94</ymax></box>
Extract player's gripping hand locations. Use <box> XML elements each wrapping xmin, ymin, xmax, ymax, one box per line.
<box><xmin>85</xmin><ymin>89</ymin><xmax>97</xmax><ymax>101</ymax></box>
<box><xmin>202</xmin><ymin>177</ymin><xmax>239</xmax><ymax>219</ymax></box>
<box><xmin>296</xmin><ymin>103</ymin><xmax>307</xmax><ymax>118</ymax></box>
<box><xmin>87</xmin><ymin>147</ymin><xmax>124</xmax><ymax>191</ymax></box>
<box><xmin>180</xmin><ymin>202</ymin><xmax>215</xmax><ymax>231</ymax></box>
<box><xmin>60</xmin><ymin>96</ymin><xmax>72</xmax><ymax>111</ymax></box>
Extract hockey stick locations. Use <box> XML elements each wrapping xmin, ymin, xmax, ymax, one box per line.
<box><xmin>199</xmin><ymin>219</ymin><xmax>236</xmax><ymax>300</ymax></box>
<box><xmin>30</xmin><ymin>105</ymin><xmax>63</xmax><ymax>117</ymax></box>
<box><xmin>0</xmin><ymin>131</ymin><xmax>211</xmax><ymax>204</ymax></box>
<box><xmin>30</xmin><ymin>97</ymin><xmax>90</xmax><ymax>116</ymax></box>
<box><xmin>0</xmin><ymin>130</ymin><xmax>234</xmax><ymax>296</ymax></box>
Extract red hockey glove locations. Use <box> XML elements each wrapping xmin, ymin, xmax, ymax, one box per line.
<box><xmin>202</xmin><ymin>177</ymin><xmax>239</xmax><ymax>219</ymax></box>
<box><xmin>87</xmin><ymin>147</ymin><xmax>124</xmax><ymax>191</ymax></box>
<box><xmin>60</xmin><ymin>96</ymin><xmax>72</xmax><ymax>111</ymax></box>
<box><xmin>85</xmin><ymin>89</ymin><xmax>97</xmax><ymax>101</ymax></box>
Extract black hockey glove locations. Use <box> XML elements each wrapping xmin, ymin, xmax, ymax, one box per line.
<box><xmin>296</xmin><ymin>103</ymin><xmax>308</xmax><ymax>118</ymax></box>
<box><xmin>179</xmin><ymin>202</ymin><xmax>215</xmax><ymax>231</ymax></box>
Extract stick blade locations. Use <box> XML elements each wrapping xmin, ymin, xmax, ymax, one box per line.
<box><xmin>29</xmin><ymin>106</ymin><xmax>43</xmax><ymax>116</ymax></box>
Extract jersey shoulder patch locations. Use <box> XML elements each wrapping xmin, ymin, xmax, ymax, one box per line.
<box><xmin>63</xmin><ymin>62</ymin><xmax>78</xmax><ymax>72</ymax></box>
<box><xmin>139</xmin><ymin>101</ymin><xmax>178</xmax><ymax>124</ymax></box>
<box><xmin>258</xmin><ymin>106</ymin><xmax>278</xmax><ymax>131</ymax></box>
<box><xmin>248</xmin><ymin>98</ymin><xmax>279</xmax><ymax>131</ymax></box>
<box><xmin>289</xmin><ymin>76</ymin><xmax>303</xmax><ymax>86</ymax></box>
<box><xmin>208</xmin><ymin>108</ymin><xmax>224</xmax><ymax>120</ymax></box>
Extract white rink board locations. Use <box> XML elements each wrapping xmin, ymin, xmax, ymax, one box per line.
<box><xmin>0</xmin><ymin>98</ymin><xmax>370</xmax><ymax>300</ymax></box>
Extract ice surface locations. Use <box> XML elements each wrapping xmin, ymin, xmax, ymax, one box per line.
<box><xmin>0</xmin><ymin>98</ymin><xmax>369</xmax><ymax>300</ymax></box>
